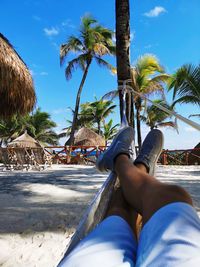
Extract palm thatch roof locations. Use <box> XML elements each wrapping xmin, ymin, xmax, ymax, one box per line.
<box><xmin>74</xmin><ymin>127</ymin><xmax>105</xmax><ymax>146</ymax></box>
<box><xmin>0</xmin><ymin>33</ymin><xmax>36</xmax><ymax>118</ymax></box>
<box><xmin>188</xmin><ymin>142</ymin><xmax>200</xmax><ymax>165</ymax></box>
<box><xmin>7</xmin><ymin>131</ymin><xmax>42</xmax><ymax>148</ymax></box>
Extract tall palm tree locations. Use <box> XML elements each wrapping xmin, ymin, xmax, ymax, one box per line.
<box><xmin>131</xmin><ymin>54</ymin><xmax>169</xmax><ymax>148</ymax></box>
<box><xmin>103</xmin><ymin>54</ymin><xmax>169</xmax><ymax>148</ymax></box>
<box><xmin>60</xmin><ymin>15</ymin><xmax>115</xmax><ymax>145</ymax></box>
<box><xmin>141</xmin><ymin>99</ymin><xmax>176</xmax><ymax>130</ymax></box>
<box><xmin>115</xmin><ymin>0</ymin><xmax>133</xmax><ymax>125</ymax></box>
<box><xmin>168</xmin><ymin>64</ymin><xmax>200</xmax><ymax>107</ymax></box>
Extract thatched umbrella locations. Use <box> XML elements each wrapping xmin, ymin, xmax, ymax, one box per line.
<box><xmin>74</xmin><ymin>127</ymin><xmax>105</xmax><ymax>146</ymax></box>
<box><xmin>0</xmin><ymin>33</ymin><xmax>36</xmax><ymax>118</ymax></box>
<box><xmin>7</xmin><ymin>131</ymin><xmax>41</xmax><ymax>148</ymax></box>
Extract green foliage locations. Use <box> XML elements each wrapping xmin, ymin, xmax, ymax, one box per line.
<box><xmin>141</xmin><ymin>99</ymin><xmax>176</xmax><ymax>130</ymax></box>
<box><xmin>60</xmin><ymin>15</ymin><xmax>116</xmax><ymax>80</ymax></box>
<box><xmin>60</xmin><ymin>98</ymin><xmax>117</xmax><ymax>137</ymax></box>
<box><xmin>168</xmin><ymin>64</ymin><xmax>200</xmax><ymax>106</ymax></box>
<box><xmin>0</xmin><ymin>108</ymin><xmax>59</xmax><ymax>146</ymax></box>
<box><xmin>103</xmin><ymin>119</ymin><xmax>119</xmax><ymax>144</ymax></box>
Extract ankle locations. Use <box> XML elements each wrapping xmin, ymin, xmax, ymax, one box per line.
<box><xmin>114</xmin><ymin>154</ymin><xmax>130</xmax><ymax>166</ymax></box>
<box><xmin>134</xmin><ymin>163</ymin><xmax>148</xmax><ymax>174</ymax></box>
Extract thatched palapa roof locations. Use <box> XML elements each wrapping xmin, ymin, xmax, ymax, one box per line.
<box><xmin>8</xmin><ymin>131</ymin><xmax>42</xmax><ymax>148</ymax></box>
<box><xmin>74</xmin><ymin>127</ymin><xmax>105</xmax><ymax>146</ymax></box>
<box><xmin>0</xmin><ymin>33</ymin><xmax>36</xmax><ymax>117</ymax></box>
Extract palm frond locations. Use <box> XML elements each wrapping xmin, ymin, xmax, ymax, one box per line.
<box><xmin>65</xmin><ymin>54</ymin><xmax>87</xmax><ymax>80</ymax></box>
<box><xmin>60</xmin><ymin>36</ymin><xmax>84</xmax><ymax>65</ymax></box>
<box><xmin>94</xmin><ymin>57</ymin><xmax>114</xmax><ymax>71</ymax></box>
<box><xmin>102</xmin><ymin>90</ymin><xmax>118</xmax><ymax>101</ymax></box>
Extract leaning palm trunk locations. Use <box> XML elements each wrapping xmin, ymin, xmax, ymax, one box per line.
<box><xmin>68</xmin><ymin>61</ymin><xmax>91</xmax><ymax>145</ymax></box>
<box><xmin>135</xmin><ymin>98</ymin><xmax>142</xmax><ymax>149</ymax></box>
<box><xmin>115</xmin><ymin>0</ymin><xmax>133</xmax><ymax>127</ymax></box>
<box><xmin>136</xmin><ymin>106</ymin><xmax>142</xmax><ymax>149</ymax></box>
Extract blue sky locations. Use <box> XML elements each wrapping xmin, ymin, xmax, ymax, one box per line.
<box><xmin>1</xmin><ymin>0</ymin><xmax>199</xmax><ymax>148</ymax></box>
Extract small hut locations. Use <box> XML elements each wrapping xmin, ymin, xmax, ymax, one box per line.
<box><xmin>0</xmin><ymin>33</ymin><xmax>36</xmax><ymax>118</ymax></box>
<box><xmin>7</xmin><ymin>131</ymin><xmax>45</xmax><ymax>166</ymax></box>
<box><xmin>8</xmin><ymin>131</ymin><xmax>41</xmax><ymax>148</ymax></box>
<box><xmin>74</xmin><ymin>127</ymin><xmax>105</xmax><ymax>146</ymax></box>
<box><xmin>188</xmin><ymin>143</ymin><xmax>200</xmax><ymax>165</ymax></box>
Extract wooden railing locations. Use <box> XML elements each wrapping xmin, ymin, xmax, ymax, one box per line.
<box><xmin>44</xmin><ymin>146</ymin><xmax>200</xmax><ymax>165</ymax></box>
<box><xmin>159</xmin><ymin>148</ymin><xmax>200</xmax><ymax>165</ymax></box>
<box><xmin>44</xmin><ymin>145</ymin><xmax>108</xmax><ymax>164</ymax></box>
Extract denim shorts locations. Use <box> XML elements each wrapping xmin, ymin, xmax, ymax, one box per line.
<box><xmin>59</xmin><ymin>202</ymin><xmax>200</xmax><ymax>267</ymax></box>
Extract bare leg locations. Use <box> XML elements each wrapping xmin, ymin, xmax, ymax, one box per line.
<box><xmin>115</xmin><ymin>154</ymin><xmax>193</xmax><ymax>224</ymax></box>
<box><xmin>106</xmin><ymin>186</ymin><xmax>139</xmax><ymax>237</ymax></box>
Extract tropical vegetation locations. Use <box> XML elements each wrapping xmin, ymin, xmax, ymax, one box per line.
<box><xmin>131</xmin><ymin>54</ymin><xmax>169</xmax><ymax>148</ymax></box>
<box><xmin>0</xmin><ymin>108</ymin><xmax>58</xmax><ymax>146</ymax></box>
<box><xmin>59</xmin><ymin>98</ymin><xmax>117</xmax><ymax>141</ymax></box>
<box><xmin>140</xmin><ymin>100</ymin><xmax>176</xmax><ymax>130</ymax></box>
<box><xmin>60</xmin><ymin>15</ymin><xmax>115</xmax><ymax>145</ymax></box>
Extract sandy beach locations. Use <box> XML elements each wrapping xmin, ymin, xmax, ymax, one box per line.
<box><xmin>0</xmin><ymin>164</ymin><xmax>199</xmax><ymax>267</ymax></box>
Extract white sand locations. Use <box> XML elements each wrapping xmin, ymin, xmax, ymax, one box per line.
<box><xmin>0</xmin><ymin>164</ymin><xmax>199</xmax><ymax>267</ymax></box>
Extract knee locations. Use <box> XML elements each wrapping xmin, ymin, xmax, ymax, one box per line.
<box><xmin>164</xmin><ymin>184</ymin><xmax>193</xmax><ymax>205</ymax></box>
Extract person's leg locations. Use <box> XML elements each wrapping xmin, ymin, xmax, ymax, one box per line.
<box><xmin>59</xmin><ymin>186</ymin><xmax>138</xmax><ymax>267</ymax></box>
<box><xmin>115</xmin><ymin>154</ymin><xmax>192</xmax><ymax>224</ymax></box>
<box><xmin>97</xmin><ymin>128</ymin><xmax>200</xmax><ymax>266</ymax></box>
<box><xmin>111</xmin><ymin>131</ymin><xmax>200</xmax><ymax>267</ymax></box>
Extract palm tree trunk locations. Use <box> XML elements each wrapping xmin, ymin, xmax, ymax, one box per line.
<box><xmin>97</xmin><ymin>120</ymin><xmax>101</xmax><ymax>135</ymax></box>
<box><xmin>115</xmin><ymin>0</ymin><xmax>132</xmax><ymax>126</ymax></box>
<box><xmin>67</xmin><ymin>61</ymin><xmax>91</xmax><ymax>145</ymax></box>
<box><xmin>136</xmin><ymin>106</ymin><xmax>142</xmax><ymax>150</ymax></box>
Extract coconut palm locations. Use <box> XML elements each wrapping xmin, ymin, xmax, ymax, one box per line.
<box><xmin>131</xmin><ymin>54</ymin><xmax>169</xmax><ymax>148</ymax></box>
<box><xmin>103</xmin><ymin>119</ymin><xmax>119</xmax><ymax>145</ymax></box>
<box><xmin>27</xmin><ymin>108</ymin><xmax>58</xmax><ymax>145</ymax></box>
<box><xmin>0</xmin><ymin>116</ymin><xmax>20</xmax><ymax>146</ymax></box>
<box><xmin>0</xmin><ymin>109</ymin><xmax>58</xmax><ymax>146</ymax></box>
<box><xmin>85</xmin><ymin>99</ymin><xmax>117</xmax><ymax>135</ymax></box>
<box><xmin>115</xmin><ymin>0</ymin><xmax>133</xmax><ymax>125</ymax></box>
<box><xmin>141</xmin><ymin>99</ymin><xmax>176</xmax><ymax>130</ymax></box>
<box><xmin>103</xmin><ymin>54</ymin><xmax>169</xmax><ymax>148</ymax></box>
<box><xmin>168</xmin><ymin>64</ymin><xmax>200</xmax><ymax>107</ymax></box>
<box><xmin>60</xmin><ymin>15</ymin><xmax>115</xmax><ymax>145</ymax></box>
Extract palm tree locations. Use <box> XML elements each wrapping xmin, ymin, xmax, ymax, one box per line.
<box><xmin>0</xmin><ymin>109</ymin><xmax>58</xmax><ymax>146</ymax></box>
<box><xmin>131</xmin><ymin>54</ymin><xmax>169</xmax><ymax>148</ymax></box>
<box><xmin>103</xmin><ymin>119</ymin><xmax>119</xmax><ymax>145</ymax></box>
<box><xmin>141</xmin><ymin>99</ymin><xmax>176</xmax><ymax>130</ymax></box>
<box><xmin>168</xmin><ymin>64</ymin><xmax>200</xmax><ymax>107</ymax></box>
<box><xmin>60</xmin><ymin>15</ymin><xmax>115</xmax><ymax>145</ymax></box>
<box><xmin>87</xmin><ymin>99</ymin><xmax>117</xmax><ymax>134</ymax></box>
<box><xmin>0</xmin><ymin>116</ymin><xmax>20</xmax><ymax>146</ymax></box>
<box><xmin>27</xmin><ymin>108</ymin><xmax>58</xmax><ymax>145</ymax></box>
<box><xmin>115</xmin><ymin>0</ymin><xmax>133</xmax><ymax>125</ymax></box>
<box><xmin>103</xmin><ymin>54</ymin><xmax>169</xmax><ymax>149</ymax></box>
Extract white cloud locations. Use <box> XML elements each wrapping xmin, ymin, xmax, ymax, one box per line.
<box><xmin>40</xmin><ymin>71</ymin><xmax>48</xmax><ymax>76</ymax></box>
<box><xmin>32</xmin><ymin>15</ymin><xmax>41</xmax><ymax>21</ymax></box>
<box><xmin>61</xmin><ymin>19</ymin><xmax>75</xmax><ymax>29</ymax></box>
<box><xmin>44</xmin><ymin>27</ymin><xmax>59</xmax><ymax>36</ymax></box>
<box><xmin>144</xmin><ymin>6</ymin><xmax>167</xmax><ymax>18</ymax></box>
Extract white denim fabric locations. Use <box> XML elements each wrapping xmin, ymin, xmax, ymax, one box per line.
<box><xmin>59</xmin><ymin>203</ymin><xmax>200</xmax><ymax>267</ymax></box>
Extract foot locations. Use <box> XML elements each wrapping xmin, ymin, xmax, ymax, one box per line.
<box><xmin>96</xmin><ymin>126</ymin><xmax>135</xmax><ymax>172</ymax></box>
<box><xmin>134</xmin><ymin>129</ymin><xmax>164</xmax><ymax>175</ymax></box>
